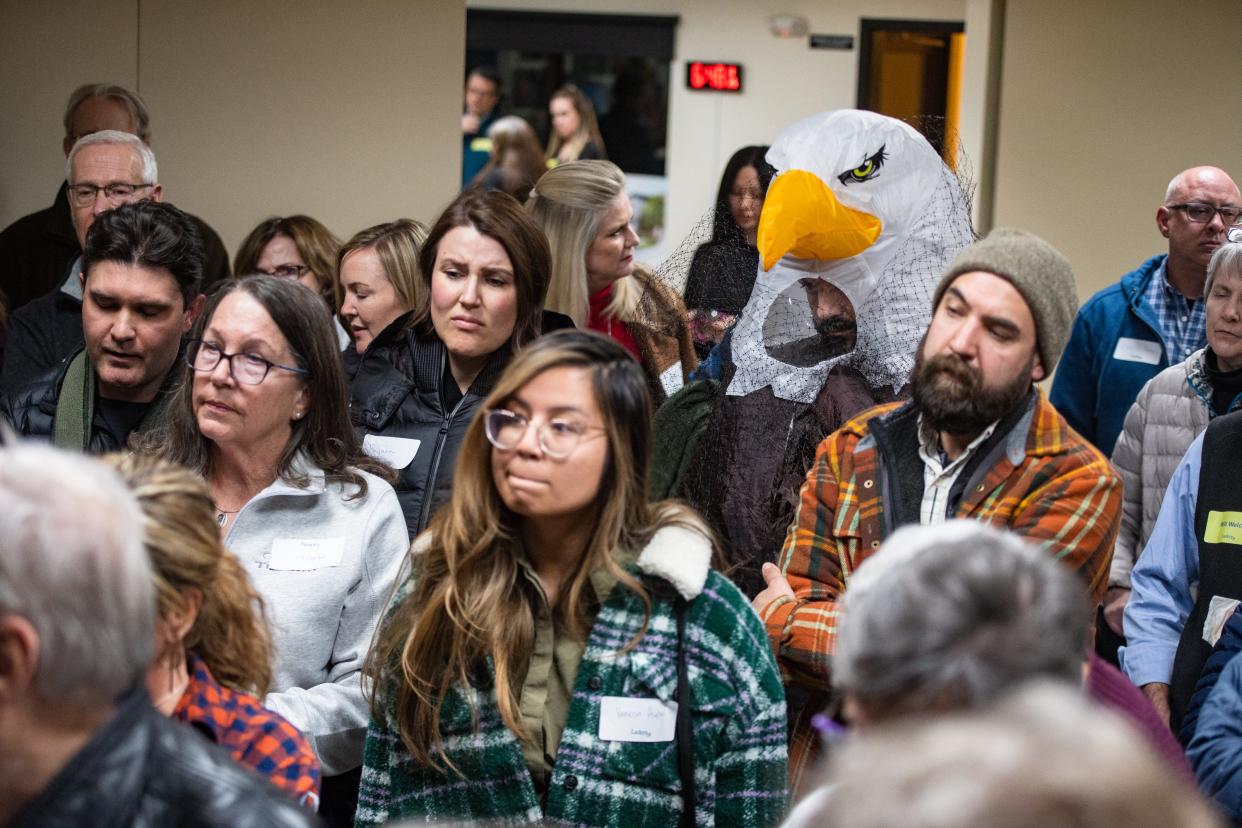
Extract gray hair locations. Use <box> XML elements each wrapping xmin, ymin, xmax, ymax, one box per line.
<box><xmin>63</xmin><ymin>82</ymin><xmax>151</xmax><ymax>142</ymax></box>
<box><xmin>0</xmin><ymin>442</ymin><xmax>153</xmax><ymax>706</ymax></box>
<box><xmin>835</xmin><ymin>521</ymin><xmax>1090</xmax><ymax>717</ymax></box>
<box><xmin>66</xmin><ymin>129</ymin><xmax>158</xmax><ymax>185</ymax></box>
<box><xmin>812</xmin><ymin>682</ymin><xmax>1223</xmax><ymax>828</ymax></box>
<box><xmin>1205</xmin><ymin>240</ymin><xmax>1242</xmax><ymax>297</ymax></box>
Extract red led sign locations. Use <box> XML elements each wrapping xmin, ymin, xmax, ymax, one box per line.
<box><xmin>686</xmin><ymin>61</ymin><xmax>743</xmax><ymax>93</ymax></box>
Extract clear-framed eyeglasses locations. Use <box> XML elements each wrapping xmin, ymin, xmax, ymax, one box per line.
<box><xmin>67</xmin><ymin>182</ymin><xmax>155</xmax><ymax>207</ymax></box>
<box><xmin>185</xmin><ymin>339</ymin><xmax>310</xmax><ymax>385</ymax></box>
<box><xmin>1167</xmin><ymin>202</ymin><xmax>1242</xmax><ymax>226</ymax></box>
<box><xmin>254</xmin><ymin>264</ymin><xmax>312</xmax><ymax>280</ymax></box>
<box><xmin>483</xmin><ymin>408</ymin><xmax>605</xmax><ymax>459</ymax></box>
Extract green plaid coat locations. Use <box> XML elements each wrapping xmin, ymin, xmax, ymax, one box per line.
<box><xmin>356</xmin><ymin>526</ymin><xmax>788</xmax><ymax>827</ymax></box>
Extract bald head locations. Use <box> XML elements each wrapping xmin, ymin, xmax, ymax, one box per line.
<box><xmin>1157</xmin><ymin>166</ymin><xmax>1241</xmax><ymax>285</ymax></box>
<box><xmin>1164</xmin><ymin>166</ymin><xmax>1240</xmax><ymax>204</ymax></box>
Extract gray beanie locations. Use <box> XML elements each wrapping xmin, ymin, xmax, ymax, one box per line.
<box><xmin>933</xmin><ymin>228</ymin><xmax>1078</xmax><ymax>370</ymax></box>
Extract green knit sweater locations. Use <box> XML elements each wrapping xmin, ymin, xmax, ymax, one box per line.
<box><xmin>356</xmin><ymin>525</ymin><xmax>788</xmax><ymax>827</ymax></box>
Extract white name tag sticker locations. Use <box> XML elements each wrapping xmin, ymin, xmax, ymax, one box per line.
<box><xmin>1112</xmin><ymin>337</ymin><xmax>1162</xmax><ymax>365</ymax></box>
<box><xmin>268</xmin><ymin>537</ymin><xmax>345</xmax><ymax>571</ymax></box>
<box><xmin>363</xmin><ymin>434</ymin><xmax>421</xmax><ymax>469</ymax></box>
<box><xmin>598</xmin><ymin>696</ymin><xmax>677</xmax><ymax>742</ymax></box>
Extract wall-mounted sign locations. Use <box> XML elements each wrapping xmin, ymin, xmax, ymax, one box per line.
<box><xmin>686</xmin><ymin>61</ymin><xmax>743</xmax><ymax>93</ymax></box>
<box><xmin>810</xmin><ymin>33</ymin><xmax>855</xmax><ymax>50</ymax></box>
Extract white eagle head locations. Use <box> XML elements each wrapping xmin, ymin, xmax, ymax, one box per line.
<box><xmin>727</xmin><ymin>109</ymin><xmax>975</xmax><ymax>402</ymax></box>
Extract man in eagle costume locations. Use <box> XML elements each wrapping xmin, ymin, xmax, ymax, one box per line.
<box><xmin>654</xmin><ymin>110</ymin><xmax>976</xmax><ymax>597</ymax></box>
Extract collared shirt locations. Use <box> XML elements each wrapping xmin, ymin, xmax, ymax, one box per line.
<box><xmin>916</xmin><ymin>415</ymin><xmax>999</xmax><ymax>525</ymax></box>
<box><xmin>1120</xmin><ymin>433</ymin><xmax>1204</xmax><ymax>687</ymax></box>
<box><xmin>173</xmin><ymin>651</ymin><xmax>322</xmax><ymax>809</ymax></box>
<box><xmin>1144</xmin><ymin>259</ymin><xmax>1207</xmax><ymax>365</ymax></box>
<box><xmin>515</xmin><ymin>548</ymin><xmax>635</xmax><ymax>799</ymax></box>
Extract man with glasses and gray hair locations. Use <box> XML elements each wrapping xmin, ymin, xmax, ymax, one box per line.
<box><xmin>1051</xmin><ymin>165</ymin><xmax>1241</xmax><ymax>664</ymax></box>
<box><xmin>0</xmin><ymin>83</ymin><xmax>229</xmax><ymax>315</ymax></box>
<box><xmin>1</xmin><ymin>128</ymin><xmax>208</xmax><ymax>396</ymax></box>
<box><xmin>0</xmin><ymin>441</ymin><xmax>314</xmax><ymax>826</ymax></box>
<box><xmin>1</xmin><ymin>200</ymin><xmax>204</xmax><ymax>453</ymax></box>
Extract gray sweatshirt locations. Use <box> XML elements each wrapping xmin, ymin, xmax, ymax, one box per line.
<box><xmin>225</xmin><ymin>453</ymin><xmax>409</xmax><ymax>775</ymax></box>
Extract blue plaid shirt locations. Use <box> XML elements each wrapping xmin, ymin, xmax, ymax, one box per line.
<box><xmin>1144</xmin><ymin>260</ymin><xmax>1207</xmax><ymax>364</ymax></box>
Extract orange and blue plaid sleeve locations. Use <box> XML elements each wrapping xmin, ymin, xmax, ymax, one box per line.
<box><xmin>1006</xmin><ymin>449</ymin><xmax>1121</xmax><ymax>607</ymax></box>
<box><xmin>238</xmin><ymin>711</ymin><xmax>323</xmax><ymax>810</ymax></box>
<box><xmin>760</xmin><ymin>431</ymin><xmax>851</xmax><ymax>691</ymax></box>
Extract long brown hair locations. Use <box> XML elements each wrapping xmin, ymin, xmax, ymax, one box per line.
<box><xmin>105</xmin><ymin>453</ymin><xmax>274</xmax><ymax>693</ymax></box>
<box><xmin>137</xmin><ymin>275</ymin><xmax>392</xmax><ymax>494</ymax></box>
<box><xmin>472</xmin><ymin>115</ymin><xmax>546</xmax><ymax>202</ymax></box>
<box><xmin>545</xmin><ymin>84</ymin><xmax>607</xmax><ymax>163</ymax></box>
<box><xmin>367</xmin><ymin>329</ymin><xmax>708</xmax><ymax>770</ymax></box>
<box><xmin>234</xmin><ymin>215</ymin><xmax>342</xmax><ymax>307</ymax></box>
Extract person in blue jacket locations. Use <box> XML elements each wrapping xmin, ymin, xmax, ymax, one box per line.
<box><xmin>1051</xmin><ymin>166</ymin><xmax>1240</xmax><ymax>457</ymax></box>
<box><xmin>1183</xmin><ymin>605</ymin><xmax>1242</xmax><ymax>822</ymax></box>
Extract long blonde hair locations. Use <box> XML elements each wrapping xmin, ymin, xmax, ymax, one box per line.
<box><xmin>525</xmin><ymin>159</ymin><xmax>642</xmax><ymax>326</ymax></box>
<box><xmin>545</xmin><ymin>84</ymin><xmax>606</xmax><ymax>164</ymax></box>
<box><xmin>105</xmin><ymin>453</ymin><xmax>274</xmax><ymax>694</ymax></box>
<box><xmin>367</xmin><ymin>330</ymin><xmax>710</xmax><ymax>770</ymax></box>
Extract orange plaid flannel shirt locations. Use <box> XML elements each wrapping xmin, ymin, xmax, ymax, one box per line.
<box><xmin>760</xmin><ymin>391</ymin><xmax>1121</xmax><ymax>789</ymax></box>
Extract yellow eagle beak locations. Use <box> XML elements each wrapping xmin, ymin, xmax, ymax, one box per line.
<box><xmin>757</xmin><ymin>170</ymin><xmax>882</xmax><ymax>271</ymax></box>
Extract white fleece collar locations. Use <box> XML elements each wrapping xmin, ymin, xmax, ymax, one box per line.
<box><xmin>635</xmin><ymin>524</ymin><xmax>713</xmax><ymax>601</ymax></box>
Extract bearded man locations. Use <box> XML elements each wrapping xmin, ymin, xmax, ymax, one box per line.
<box><xmin>753</xmin><ymin>228</ymin><xmax>1123</xmax><ymax>792</ymax></box>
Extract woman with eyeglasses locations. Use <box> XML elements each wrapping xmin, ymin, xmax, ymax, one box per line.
<box><xmin>526</xmin><ymin>160</ymin><xmax>696</xmax><ymax>403</ymax></box>
<box><xmin>235</xmin><ymin>215</ymin><xmax>351</xmax><ymax>349</ymax></box>
<box><xmin>684</xmin><ymin>146</ymin><xmax>774</xmax><ymax>359</ymax></box>
<box><xmin>356</xmin><ymin>329</ymin><xmax>788</xmax><ymax>828</ymax></box>
<box><xmin>345</xmin><ymin>188</ymin><xmax>569</xmax><ymax>538</ymax></box>
<box><xmin>137</xmin><ymin>274</ymin><xmax>408</xmax><ymax>826</ymax></box>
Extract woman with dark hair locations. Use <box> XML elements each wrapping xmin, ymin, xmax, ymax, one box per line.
<box><xmin>105</xmin><ymin>452</ymin><xmax>321</xmax><ymax>809</ymax></box>
<box><xmin>683</xmin><ymin>146</ymin><xmax>775</xmax><ymax>357</ymax></box>
<box><xmin>138</xmin><ymin>275</ymin><xmax>408</xmax><ymax>822</ymax></box>
<box><xmin>345</xmin><ymin>188</ymin><xmax>567</xmax><ymax>538</ymax></box>
<box><xmin>357</xmin><ymin>329</ymin><xmax>788</xmax><ymax>827</ymax></box>
<box><xmin>546</xmin><ymin>84</ymin><xmax>606</xmax><ymax>165</ymax></box>
<box><xmin>235</xmin><ymin>215</ymin><xmax>350</xmax><ymax>349</ymax></box>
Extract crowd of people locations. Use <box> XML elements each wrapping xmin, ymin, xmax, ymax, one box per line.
<box><xmin>1</xmin><ymin>76</ymin><xmax>1241</xmax><ymax>828</ymax></box>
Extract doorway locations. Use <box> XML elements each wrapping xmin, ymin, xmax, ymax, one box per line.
<box><xmin>856</xmin><ymin>19</ymin><xmax>966</xmax><ymax>164</ymax></box>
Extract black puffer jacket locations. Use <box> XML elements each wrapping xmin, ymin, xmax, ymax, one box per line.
<box><xmin>1</xmin><ymin>348</ymin><xmax>176</xmax><ymax>454</ymax></box>
<box><xmin>10</xmin><ymin>687</ymin><xmax>316</xmax><ymax>828</ymax></box>
<box><xmin>345</xmin><ymin>316</ymin><xmax>507</xmax><ymax>538</ymax></box>
<box><xmin>345</xmin><ymin>313</ymin><xmax>573</xmax><ymax>538</ymax></box>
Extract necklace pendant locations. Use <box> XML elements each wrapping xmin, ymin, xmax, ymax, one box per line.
<box><xmin>216</xmin><ymin>511</ymin><xmax>227</xmax><ymax>527</ymax></box>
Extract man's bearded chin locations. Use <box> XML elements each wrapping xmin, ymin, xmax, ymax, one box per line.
<box><xmin>912</xmin><ymin>350</ymin><xmax>1032</xmax><ymax>436</ymax></box>
<box><xmin>814</xmin><ymin>314</ymin><xmax>858</xmax><ymax>355</ymax></box>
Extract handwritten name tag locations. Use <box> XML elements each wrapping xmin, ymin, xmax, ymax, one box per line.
<box><xmin>268</xmin><ymin>537</ymin><xmax>345</xmax><ymax>571</ymax></box>
<box><xmin>363</xmin><ymin>434</ymin><xmax>421</xmax><ymax>469</ymax></box>
<box><xmin>598</xmin><ymin>696</ymin><xmax>677</xmax><ymax>742</ymax></box>
<box><xmin>1112</xmin><ymin>337</ymin><xmax>1162</xmax><ymax>365</ymax></box>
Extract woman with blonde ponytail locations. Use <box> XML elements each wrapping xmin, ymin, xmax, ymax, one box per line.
<box><xmin>526</xmin><ymin>160</ymin><xmax>697</xmax><ymax>402</ymax></box>
<box><xmin>105</xmin><ymin>453</ymin><xmax>322</xmax><ymax>810</ymax></box>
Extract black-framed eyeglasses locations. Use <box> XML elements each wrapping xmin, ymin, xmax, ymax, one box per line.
<box><xmin>185</xmin><ymin>339</ymin><xmax>309</xmax><ymax>385</ymax></box>
<box><xmin>483</xmin><ymin>408</ymin><xmax>605</xmax><ymax>459</ymax></box>
<box><xmin>255</xmin><ymin>264</ymin><xmax>312</xmax><ymax>280</ymax></box>
<box><xmin>1167</xmin><ymin>202</ymin><xmax>1242</xmax><ymax>226</ymax></box>
<box><xmin>67</xmin><ymin>182</ymin><xmax>155</xmax><ymax>207</ymax></box>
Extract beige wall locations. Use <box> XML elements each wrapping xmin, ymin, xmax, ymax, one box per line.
<box><xmin>468</xmin><ymin>0</ymin><xmax>968</xmax><ymax>248</ymax></box>
<box><xmin>992</xmin><ymin>0</ymin><xmax>1242</xmax><ymax>301</ymax></box>
<box><xmin>0</xmin><ymin>0</ymin><xmax>464</xmax><ymax>259</ymax></box>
